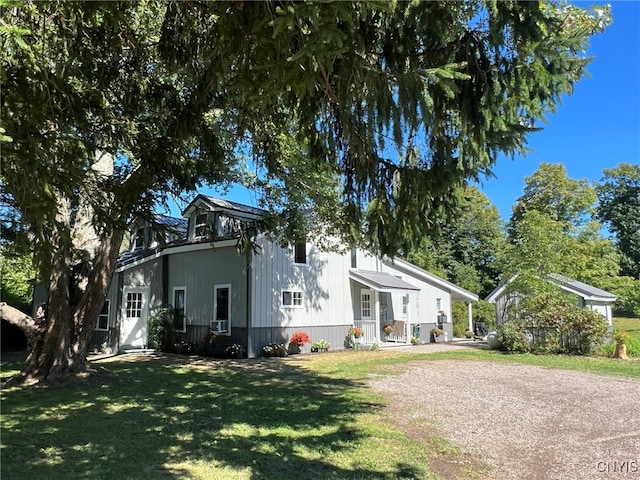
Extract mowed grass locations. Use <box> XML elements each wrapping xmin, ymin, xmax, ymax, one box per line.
<box><xmin>614</xmin><ymin>316</ymin><xmax>640</xmax><ymax>342</ymax></box>
<box><xmin>2</xmin><ymin>345</ymin><xmax>639</xmax><ymax>480</ymax></box>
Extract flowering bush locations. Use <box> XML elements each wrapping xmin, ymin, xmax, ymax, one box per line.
<box><xmin>383</xmin><ymin>324</ymin><xmax>394</xmax><ymax>335</ymax></box>
<box><xmin>263</xmin><ymin>342</ymin><xmax>287</xmax><ymax>357</ymax></box>
<box><xmin>614</xmin><ymin>330</ymin><xmax>630</xmax><ymax>345</ymax></box>
<box><xmin>348</xmin><ymin>326</ymin><xmax>363</xmax><ymax>338</ymax></box>
<box><xmin>290</xmin><ymin>331</ymin><xmax>310</xmax><ymax>346</ymax></box>
<box><xmin>225</xmin><ymin>344</ymin><xmax>246</xmax><ymax>357</ymax></box>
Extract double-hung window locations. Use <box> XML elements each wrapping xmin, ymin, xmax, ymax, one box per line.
<box><xmin>97</xmin><ymin>300</ymin><xmax>110</xmax><ymax>331</ymax></box>
<box><xmin>212</xmin><ymin>284</ymin><xmax>231</xmax><ymax>334</ymax></box>
<box><xmin>173</xmin><ymin>287</ymin><xmax>186</xmax><ymax>332</ymax></box>
<box><xmin>195</xmin><ymin>213</ymin><xmax>209</xmax><ymax>238</ymax></box>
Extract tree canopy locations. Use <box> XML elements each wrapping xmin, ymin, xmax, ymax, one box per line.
<box><xmin>596</xmin><ymin>163</ymin><xmax>640</xmax><ymax>279</ymax></box>
<box><xmin>0</xmin><ymin>0</ymin><xmax>611</xmax><ymax>384</ymax></box>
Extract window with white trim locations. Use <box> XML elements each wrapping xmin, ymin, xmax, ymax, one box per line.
<box><xmin>173</xmin><ymin>287</ymin><xmax>186</xmax><ymax>332</ymax></box>
<box><xmin>293</xmin><ymin>241</ymin><xmax>307</xmax><ymax>264</ymax></box>
<box><xmin>361</xmin><ymin>289</ymin><xmax>372</xmax><ymax>319</ymax></box>
<box><xmin>133</xmin><ymin>227</ymin><xmax>150</xmax><ymax>249</ymax></box>
<box><xmin>212</xmin><ymin>284</ymin><xmax>231</xmax><ymax>334</ymax></box>
<box><xmin>282</xmin><ymin>290</ymin><xmax>303</xmax><ymax>308</ymax></box>
<box><xmin>195</xmin><ymin>213</ymin><xmax>209</xmax><ymax>238</ymax></box>
<box><xmin>97</xmin><ymin>300</ymin><xmax>110</xmax><ymax>331</ymax></box>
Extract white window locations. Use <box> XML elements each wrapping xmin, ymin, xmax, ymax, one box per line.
<box><xmin>195</xmin><ymin>213</ymin><xmax>209</xmax><ymax>238</ymax></box>
<box><xmin>134</xmin><ymin>227</ymin><xmax>148</xmax><ymax>249</ymax></box>
<box><xmin>402</xmin><ymin>294</ymin><xmax>409</xmax><ymax>318</ymax></box>
<box><xmin>212</xmin><ymin>284</ymin><xmax>231</xmax><ymax>334</ymax></box>
<box><xmin>361</xmin><ymin>289</ymin><xmax>372</xmax><ymax>319</ymax></box>
<box><xmin>282</xmin><ymin>290</ymin><xmax>303</xmax><ymax>308</ymax></box>
<box><xmin>126</xmin><ymin>292</ymin><xmax>143</xmax><ymax>319</ymax></box>
<box><xmin>436</xmin><ymin>297</ymin><xmax>442</xmax><ymax>311</ymax></box>
<box><xmin>173</xmin><ymin>287</ymin><xmax>186</xmax><ymax>332</ymax></box>
<box><xmin>293</xmin><ymin>241</ymin><xmax>307</xmax><ymax>264</ymax></box>
<box><xmin>97</xmin><ymin>300</ymin><xmax>110</xmax><ymax>331</ymax></box>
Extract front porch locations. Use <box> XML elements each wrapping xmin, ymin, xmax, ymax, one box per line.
<box><xmin>354</xmin><ymin>319</ymin><xmax>411</xmax><ymax>344</ymax></box>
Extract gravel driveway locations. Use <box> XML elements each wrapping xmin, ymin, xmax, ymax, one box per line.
<box><xmin>370</xmin><ymin>347</ymin><xmax>640</xmax><ymax>480</ymax></box>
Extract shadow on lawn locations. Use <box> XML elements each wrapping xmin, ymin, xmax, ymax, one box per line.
<box><xmin>1</xmin><ymin>353</ymin><xmax>423</xmax><ymax>480</ymax></box>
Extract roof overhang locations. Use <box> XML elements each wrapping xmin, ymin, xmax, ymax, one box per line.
<box><xmin>349</xmin><ymin>270</ymin><xmax>420</xmax><ymax>293</ymax></box>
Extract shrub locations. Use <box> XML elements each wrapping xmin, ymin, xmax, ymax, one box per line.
<box><xmin>148</xmin><ymin>306</ymin><xmax>180</xmax><ymax>352</ymax></box>
<box><xmin>290</xmin><ymin>331</ymin><xmax>310</xmax><ymax>346</ymax></box>
<box><xmin>262</xmin><ymin>342</ymin><xmax>287</xmax><ymax>357</ymax></box>
<box><xmin>498</xmin><ymin>294</ymin><xmax>607</xmax><ymax>355</ymax></box>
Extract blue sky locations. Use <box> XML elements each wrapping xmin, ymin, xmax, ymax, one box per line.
<box><xmin>476</xmin><ymin>1</ymin><xmax>640</xmax><ymax>220</ymax></box>
<box><xmin>179</xmin><ymin>2</ymin><xmax>640</xmax><ymax>221</ymax></box>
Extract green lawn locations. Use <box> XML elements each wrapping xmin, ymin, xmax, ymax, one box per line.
<box><xmin>613</xmin><ymin>316</ymin><xmax>640</xmax><ymax>342</ymax></box>
<box><xmin>1</xmin><ymin>347</ymin><xmax>638</xmax><ymax>480</ymax></box>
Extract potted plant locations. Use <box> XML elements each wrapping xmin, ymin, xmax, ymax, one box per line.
<box><xmin>464</xmin><ymin>330</ymin><xmax>474</xmax><ymax>339</ymax></box>
<box><xmin>383</xmin><ymin>324</ymin><xmax>394</xmax><ymax>337</ymax></box>
<box><xmin>431</xmin><ymin>327</ymin><xmax>443</xmax><ymax>343</ymax></box>
<box><xmin>263</xmin><ymin>342</ymin><xmax>287</xmax><ymax>357</ymax></box>
<box><xmin>290</xmin><ymin>331</ymin><xmax>311</xmax><ymax>353</ymax></box>
<box><xmin>311</xmin><ymin>339</ymin><xmax>330</xmax><ymax>352</ymax></box>
<box><xmin>348</xmin><ymin>326</ymin><xmax>363</xmax><ymax>339</ymax></box>
<box><xmin>225</xmin><ymin>343</ymin><xmax>246</xmax><ymax>359</ymax></box>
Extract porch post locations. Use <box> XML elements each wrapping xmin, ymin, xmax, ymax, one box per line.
<box><xmin>467</xmin><ymin>302</ymin><xmax>473</xmax><ymax>332</ymax></box>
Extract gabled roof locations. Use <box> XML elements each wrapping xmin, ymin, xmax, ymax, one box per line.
<box><xmin>385</xmin><ymin>257</ymin><xmax>479</xmax><ymax>302</ymax></box>
<box><xmin>549</xmin><ymin>274</ymin><xmax>617</xmax><ymax>302</ymax></box>
<box><xmin>349</xmin><ymin>270</ymin><xmax>420</xmax><ymax>293</ymax></box>
<box><xmin>181</xmin><ymin>194</ymin><xmax>264</xmax><ymax>218</ymax></box>
<box><xmin>155</xmin><ymin>215</ymin><xmax>188</xmax><ymax>231</ymax></box>
<box><xmin>486</xmin><ymin>274</ymin><xmax>617</xmax><ymax>303</ymax></box>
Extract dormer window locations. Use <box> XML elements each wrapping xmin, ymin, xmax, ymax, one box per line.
<box><xmin>195</xmin><ymin>213</ymin><xmax>209</xmax><ymax>238</ymax></box>
<box><xmin>133</xmin><ymin>227</ymin><xmax>150</xmax><ymax>249</ymax></box>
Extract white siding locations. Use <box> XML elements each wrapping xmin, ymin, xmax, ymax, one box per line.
<box><xmin>250</xmin><ymin>237</ymin><xmax>353</xmax><ymax>329</ymax></box>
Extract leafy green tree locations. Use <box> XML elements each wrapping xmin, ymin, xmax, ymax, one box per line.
<box><xmin>408</xmin><ymin>186</ymin><xmax>505</xmax><ymax>297</ymax></box>
<box><xmin>596</xmin><ymin>163</ymin><xmax>640</xmax><ymax>279</ymax></box>
<box><xmin>0</xmin><ymin>1</ymin><xmax>610</xmax><ymax>384</ymax></box>
<box><xmin>508</xmin><ymin>162</ymin><xmax>597</xmax><ymax>235</ymax></box>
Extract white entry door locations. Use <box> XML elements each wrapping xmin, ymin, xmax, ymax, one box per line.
<box><xmin>120</xmin><ymin>288</ymin><xmax>149</xmax><ymax>348</ymax></box>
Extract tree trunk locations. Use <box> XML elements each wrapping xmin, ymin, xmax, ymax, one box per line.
<box><xmin>2</xmin><ymin>228</ymin><xmax>124</xmax><ymax>387</ymax></box>
<box><xmin>613</xmin><ymin>342</ymin><xmax>628</xmax><ymax>360</ymax></box>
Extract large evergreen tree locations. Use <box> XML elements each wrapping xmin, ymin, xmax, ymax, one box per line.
<box><xmin>0</xmin><ymin>1</ymin><xmax>610</xmax><ymax>384</ymax></box>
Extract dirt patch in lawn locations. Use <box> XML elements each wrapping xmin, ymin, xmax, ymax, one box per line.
<box><xmin>371</xmin><ymin>360</ymin><xmax>640</xmax><ymax>480</ymax></box>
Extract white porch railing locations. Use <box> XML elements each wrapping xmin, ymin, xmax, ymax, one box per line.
<box><xmin>354</xmin><ymin>320</ymin><xmax>408</xmax><ymax>344</ymax></box>
<box><xmin>354</xmin><ymin>320</ymin><xmax>377</xmax><ymax>344</ymax></box>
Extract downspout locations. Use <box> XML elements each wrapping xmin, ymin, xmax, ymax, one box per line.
<box><xmin>245</xmin><ymin>247</ymin><xmax>253</xmax><ymax>358</ymax></box>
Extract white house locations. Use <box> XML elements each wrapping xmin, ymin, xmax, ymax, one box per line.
<box><xmin>84</xmin><ymin>195</ymin><xmax>478</xmax><ymax>357</ymax></box>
